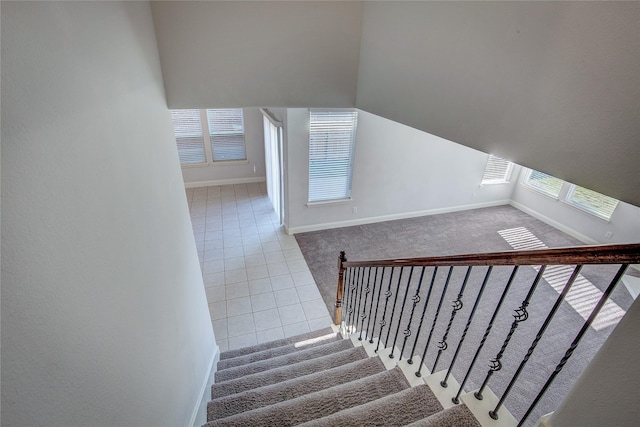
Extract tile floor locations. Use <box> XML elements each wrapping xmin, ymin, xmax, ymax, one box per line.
<box><xmin>186</xmin><ymin>183</ymin><xmax>333</xmax><ymax>352</ymax></box>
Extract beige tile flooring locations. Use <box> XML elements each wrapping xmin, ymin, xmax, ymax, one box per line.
<box><xmin>186</xmin><ymin>183</ymin><xmax>332</xmax><ymax>352</ymax></box>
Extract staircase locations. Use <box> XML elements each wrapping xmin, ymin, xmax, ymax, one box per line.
<box><xmin>204</xmin><ymin>327</ymin><xmax>482</xmax><ymax>427</ymax></box>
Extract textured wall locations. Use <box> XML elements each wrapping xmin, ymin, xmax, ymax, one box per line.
<box><xmin>1</xmin><ymin>2</ymin><xmax>215</xmax><ymax>426</ymax></box>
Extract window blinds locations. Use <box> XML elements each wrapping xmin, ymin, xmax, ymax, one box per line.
<box><xmin>567</xmin><ymin>185</ymin><xmax>619</xmax><ymax>220</ymax></box>
<box><xmin>171</xmin><ymin>109</ymin><xmax>206</xmax><ymax>164</ymax></box>
<box><xmin>206</xmin><ymin>109</ymin><xmax>246</xmax><ymax>161</ymax></box>
<box><xmin>308</xmin><ymin>110</ymin><xmax>358</xmax><ymax>202</ymax></box>
<box><xmin>481</xmin><ymin>155</ymin><xmax>513</xmax><ymax>184</ymax></box>
<box><xmin>525</xmin><ymin>170</ymin><xmax>564</xmax><ymax>197</ymax></box>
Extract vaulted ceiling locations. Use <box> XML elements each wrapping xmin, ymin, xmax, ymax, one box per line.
<box><xmin>151</xmin><ymin>1</ymin><xmax>640</xmax><ymax>206</ymax></box>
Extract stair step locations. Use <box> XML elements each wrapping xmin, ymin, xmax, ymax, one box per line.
<box><xmin>211</xmin><ymin>346</ymin><xmax>368</xmax><ymax>399</ymax></box>
<box><xmin>217</xmin><ymin>332</ymin><xmax>340</xmax><ymax>370</ymax></box>
<box><xmin>219</xmin><ymin>327</ymin><xmax>335</xmax><ymax>360</ymax></box>
<box><xmin>205</xmin><ymin>367</ymin><xmax>409</xmax><ymax>427</ymax></box>
<box><xmin>214</xmin><ymin>339</ymin><xmax>354</xmax><ymax>382</ymax></box>
<box><xmin>404</xmin><ymin>403</ymin><xmax>481</xmax><ymax>427</ymax></box>
<box><xmin>298</xmin><ymin>384</ymin><xmax>443</xmax><ymax>427</ymax></box>
<box><xmin>208</xmin><ymin>357</ymin><xmax>386</xmax><ymax>421</ymax></box>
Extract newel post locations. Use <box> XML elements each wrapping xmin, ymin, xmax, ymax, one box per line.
<box><xmin>334</xmin><ymin>251</ymin><xmax>347</xmax><ymax>325</ymax></box>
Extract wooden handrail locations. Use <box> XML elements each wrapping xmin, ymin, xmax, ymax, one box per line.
<box><xmin>342</xmin><ymin>243</ymin><xmax>640</xmax><ymax>268</ymax></box>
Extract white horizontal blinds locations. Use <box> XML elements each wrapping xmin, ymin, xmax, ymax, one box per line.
<box><xmin>526</xmin><ymin>170</ymin><xmax>564</xmax><ymax>197</ymax></box>
<box><xmin>309</xmin><ymin>110</ymin><xmax>358</xmax><ymax>202</ymax></box>
<box><xmin>206</xmin><ymin>108</ymin><xmax>246</xmax><ymax>161</ymax></box>
<box><xmin>567</xmin><ymin>185</ymin><xmax>619</xmax><ymax>220</ymax></box>
<box><xmin>481</xmin><ymin>155</ymin><xmax>513</xmax><ymax>184</ymax></box>
<box><xmin>171</xmin><ymin>109</ymin><xmax>206</xmax><ymax>164</ymax></box>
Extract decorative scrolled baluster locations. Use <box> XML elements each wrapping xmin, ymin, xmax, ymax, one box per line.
<box><xmin>369</xmin><ymin>268</ymin><xmax>386</xmax><ymax>344</ymax></box>
<box><xmin>407</xmin><ymin>267</ymin><xmax>438</xmax><ymax>365</ymax></box>
<box><xmin>389</xmin><ymin>267</ymin><xmax>415</xmax><ymax>358</ymax></box>
<box><xmin>443</xmin><ymin>266</ymin><xmax>493</xmax><ymax>392</ymax></box>
<box><xmin>346</xmin><ymin>267</ymin><xmax>360</xmax><ymax>333</ymax></box>
<box><xmin>383</xmin><ymin>267</ymin><xmax>406</xmax><ymax>354</ymax></box>
<box><xmin>475</xmin><ymin>265</ymin><xmax>547</xmax><ymax>401</ymax></box>
<box><xmin>453</xmin><ymin>266</ymin><xmax>519</xmax><ymax>404</ymax></box>
<box><xmin>357</xmin><ymin>268</ymin><xmax>373</xmax><ymax>341</ymax></box>
<box><xmin>516</xmin><ymin>264</ymin><xmax>628</xmax><ymax>427</ymax></box>
<box><xmin>489</xmin><ymin>265</ymin><xmax>581</xmax><ymax>421</ymax></box>
<box><xmin>399</xmin><ymin>267</ymin><xmax>427</xmax><ymax>361</ymax></box>
<box><xmin>416</xmin><ymin>266</ymin><xmax>454</xmax><ymax>377</ymax></box>
<box><xmin>364</xmin><ymin>267</ymin><xmax>380</xmax><ymax>343</ymax></box>
<box><xmin>374</xmin><ymin>267</ymin><xmax>396</xmax><ymax>353</ymax></box>
<box><xmin>432</xmin><ymin>266</ymin><xmax>472</xmax><ymax>375</ymax></box>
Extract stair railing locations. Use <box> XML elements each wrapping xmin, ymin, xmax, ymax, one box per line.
<box><xmin>335</xmin><ymin>244</ymin><xmax>640</xmax><ymax>426</ymax></box>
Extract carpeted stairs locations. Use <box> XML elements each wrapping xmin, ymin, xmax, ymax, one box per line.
<box><xmin>204</xmin><ymin>327</ymin><xmax>483</xmax><ymax>426</ymax></box>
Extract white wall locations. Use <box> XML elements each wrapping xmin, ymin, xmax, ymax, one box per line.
<box><xmin>356</xmin><ymin>1</ymin><xmax>640</xmax><ymax>207</ymax></box>
<box><xmin>1</xmin><ymin>2</ymin><xmax>215</xmax><ymax>426</ymax></box>
<box><xmin>511</xmin><ymin>170</ymin><xmax>640</xmax><ymax>244</ymax></box>
<box><xmin>286</xmin><ymin>109</ymin><xmax>518</xmax><ymax>233</ymax></box>
<box><xmin>181</xmin><ymin>108</ymin><xmax>267</xmax><ymax>187</ymax></box>
<box><xmin>151</xmin><ymin>1</ymin><xmax>362</xmax><ymax>109</ymax></box>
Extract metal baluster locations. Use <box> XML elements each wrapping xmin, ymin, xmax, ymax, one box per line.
<box><xmin>408</xmin><ymin>267</ymin><xmax>439</xmax><ymax>364</ymax></box>
<box><xmin>517</xmin><ymin>264</ymin><xmax>628</xmax><ymax>427</ymax></box>
<box><xmin>453</xmin><ymin>266</ymin><xmax>519</xmax><ymax>404</ymax></box>
<box><xmin>489</xmin><ymin>265</ymin><xmax>582</xmax><ymax>420</ymax></box>
<box><xmin>364</xmin><ymin>267</ymin><xmax>380</xmax><ymax>342</ymax></box>
<box><xmin>443</xmin><ymin>266</ymin><xmax>493</xmax><ymax>391</ymax></box>
<box><xmin>341</xmin><ymin>267</ymin><xmax>352</xmax><ymax>332</ymax></box>
<box><xmin>475</xmin><ymin>265</ymin><xmax>547</xmax><ymax>401</ymax></box>
<box><xmin>398</xmin><ymin>267</ymin><xmax>427</xmax><ymax>361</ymax></box>
<box><xmin>384</xmin><ymin>267</ymin><xmax>406</xmax><ymax>355</ymax></box>
<box><xmin>417</xmin><ymin>266</ymin><xmax>454</xmax><ymax>377</ymax></box>
<box><xmin>357</xmin><ymin>268</ymin><xmax>373</xmax><ymax>341</ymax></box>
<box><xmin>352</xmin><ymin>267</ymin><xmax>365</xmax><ymax>336</ymax></box>
<box><xmin>432</xmin><ymin>266</ymin><xmax>473</xmax><ymax>373</ymax></box>
<box><xmin>375</xmin><ymin>267</ymin><xmax>396</xmax><ymax>353</ymax></box>
<box><xmin>346</xmin><ymin>267</ymin><xmax>359</xmax><ymax>333</ymax></box>
<box><xmin>349</xmin><ymin>267</ymin><xmax>363</xmax><ymax>332</ymax></box>
<box><xmin>389</xmin><ymin>267</ymin><xmax>416</xmax><ymax>358</ymax></box>
<box><xmin>369</xmin><ymin>267</ymin><xmax>386</xmax><ymax>345</ymax></box>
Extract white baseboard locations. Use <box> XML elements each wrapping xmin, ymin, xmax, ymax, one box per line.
<box><xmin>184</xmin><ymin>177</ymin><xmax>265</xmax><ymax>189</ymax></box>
<box><xmin>509</xmin><ymin>200</ymin><xmax>599</xmax><ymax>245</ymax></box>
<box><xmin>287</xmin><ymin>200</ymin><xmax>510</xmax><ymax>235</ymax></box>
<box><xmin>188</xmin><ymin>344</ymin><xmax>219</xmax><ymax>427</ymax></box>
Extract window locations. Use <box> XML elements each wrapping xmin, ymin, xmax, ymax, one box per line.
<box><xmin>308</xmin><ymin>110</ymin><xmax>358</xmax><ymax>202</ymax></box>
<box><xmin>170</xmin><ymin>109</ymin><xmax>206</xmax><ymax>165</ymax></box>
<box><xmin>481</xmin><ymin>155</ymin><xmax>513</xmax><ymax>184</ymax></box>
<box><xmin>565</xmin><ymin>185</ymin><xmax>619</xmax><ymax>221</ymax></box>
<box><xmin>206</xmin><ymin>109</ymin><xmax>246</xmax><ymax>161</ymax></box>
<box><xmin>524</xmin><ymin>169</ymin><xmax>565</xmax><ymax>198</ymax></box>
<box><xmin>170</xmin><ymin>108</ymin><xmax>246</xmax><ymax>165</ymax></box>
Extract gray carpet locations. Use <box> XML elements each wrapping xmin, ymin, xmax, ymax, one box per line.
<box><xmin>208</xmin><ymin>357</ymin><xmax>386</xmax><ymax>420</ymax></box>
<box><xmin>295</xmin><ymin>205</ymin><xmax>635</xmax><ymax>423</ymax></box>
<box><xmin>405</xmin><ymin>404</ymin><xmax>481</xmax><ymax>427</ymax></box>
<box><xmin>206</xmin><ymin>367</ymin><xmax>409</xmax><ymax>427</ymax></box>
<box><xmin>219</xmin><ymin>327</ymin><xmax>334</xmax><ymax>360</ymax></box>
<box><xmin>217</xmin><ymin>333</ymin><xmax>340</xmax><ymax>370</ymax></box>
<box><xmin>298</xmin><ymin>385</ymin><xmax>443</xmax><ymax>427</ymax></box>
<box><xmin>211</xmin><ymin>346</ymin><xmax>368</xmax><ymax>399</ymax></box>
<box><xmin>215</xmin><ymin>339</ymin><xmax>354</xmax><ymax>382</ymax></box>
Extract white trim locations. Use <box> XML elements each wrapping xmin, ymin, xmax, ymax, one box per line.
<box><xmin>187</xmin><ymin>344</ymin><xmax>219</xmax><ymax>427</ymax></box>
<box><xmin>260</xmin><ymin>108</ymin><xmax>283</xmax><ymax>127</ymax></box>
<box><xmin>287</xmin><ymin>200</ymin><xmax>510</xmax><ymax>235</ymax></box>
<box><xmin>509</xmin><ymin>200</ymin><xmax>599</xmax><ymax>245</ymax></box>
<box><xmin>306</xmin><ymin>197</ymin><xmax>353</xmax><ymax>207</ymax></box>
<box><xmin>184</xmin><ymin>177</ymin><xmax>266</xmax><ymax>188</ymax></box>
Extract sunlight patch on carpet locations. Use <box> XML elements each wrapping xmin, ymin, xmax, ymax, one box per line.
<box><xmin>498</xmin><ymin>227</ymin><xmax>625</xmax><ymax>330</ymax></box>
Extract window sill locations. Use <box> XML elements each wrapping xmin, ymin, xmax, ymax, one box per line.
<box><xmin>307</xmin><ymin>198</ymin><xmax>352</xmax><ymax>207</ymax></box>
<box><xmin>561</xmin><ymin>200</ymin><xmax>612</xmax><ymax>223</ymax></box>
<box><xmin>480</xmin><ymin>180</ymin><xmax>510</xmax><ymax>186</ymax></box>
<box><xmin>181</xmin><ymin>159</ymin><xmax>249</xmax><ymax>169</ymax></box>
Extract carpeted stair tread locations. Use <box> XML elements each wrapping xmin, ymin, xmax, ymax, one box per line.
<box><xmin>208</xmin><ymin>357</ymin><xmax>386</xmax><ymax>421</ymax></box>
<box><xmin>214</xmin><ymin>339</ymin><xmax>354</xmax><ymax>382</ymax></box>
<box><xmin>404</xmin><ymin>403</ymin><xmax>481</xmax><ymax>427</ymax></box>
<box><xmin>219</xmin><ymin>327</ymin><xmax>335</xmax><ymax>360</ymax></box>
<box><xmin>298</xmin><ymin>384</ymin><xmax>443</xmax><ymax>427</ymax></box>
<box><xmin>211</xmin><ymin>346</ymin><xmax>368</xmax><ymax>399</ymax></box>
<box><xmin>204</xmin><ymin>367</ymin><xmax>409</xmax><ymax>427</ymax></box>
<box><xmin>217</xmin><ymin>333</ymin><xmax>340</xmax><ymax>370</ymax></box>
